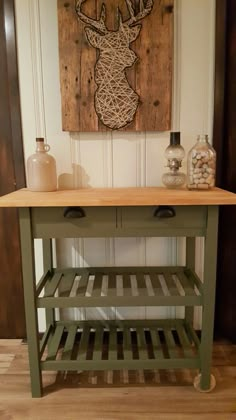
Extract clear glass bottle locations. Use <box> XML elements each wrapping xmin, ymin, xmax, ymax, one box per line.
<box><xmin>27</xmin><ymin>138</ymin><xmax>57</xmax><ymax>191</ymax></box>
<box><xmin>162</xmin><ymin>132</ymin><xmax>186</xmax><ymax>188</ymax></box>
<box><xmin>187</xmin><ymin>135</ymin><xmax>216</xmax><ymax>190</ymax></box>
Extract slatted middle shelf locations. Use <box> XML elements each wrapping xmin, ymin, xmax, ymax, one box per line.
<box><xmin>37</xmin><ymin>267</ymin><xmax>203</xmax><ymax>308</ymax></box>
<box><xmin>40</xmin><ymin>319</ymin><xmax>200</xmax><ymax>371</ymax></box>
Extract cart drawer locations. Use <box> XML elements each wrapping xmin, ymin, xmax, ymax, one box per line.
<box><xmin>121</xmin><ymin>206</ymin><xmax>207</xmax><ymax>233</ymax></box>
<box><xmin>32</xmin><ymin>207</ymin><xmax>116</xmax><ymax>238</ymax></box>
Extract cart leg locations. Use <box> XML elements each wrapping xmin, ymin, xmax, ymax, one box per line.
<box><xmin>43</xmin><ymin>239</ymin><xmax>55</xmax><ymax>327</ymax></box>
<box><xmin>186</xmin><ymin>237</ymin><xmax>195</xmax><ymax>326</ymax></box>
<box><xmin>19</xmin><ymin>208</ymin><xmax>42</xmax><ymax>397</ymax></box>
<box><xmin>199</xmin><ymin>206</ymin><xmax>219</xmax><ymax>391</ymax></box>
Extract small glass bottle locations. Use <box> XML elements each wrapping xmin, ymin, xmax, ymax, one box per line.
<box><xmin>27</xmin><ymin>138</ymin><xmax>57</xmax><ymax>191</ymax></box>
<box><xmin>162</xmin><ymin>132</ymin><xmax>186</xmax><ymax>188</ymax></box>
<box><xmin>187</xmin><ymin>135</ymin><xmax>216</xmax><ymax>190</ymax></box>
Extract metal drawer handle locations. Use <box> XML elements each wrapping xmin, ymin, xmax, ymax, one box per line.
<box><xmin>153</xmin><ymin>206</ymin><xmax>176</xmax><ymax>219</ymax></box>
<box><xmin>63</xmin><ymin>207</ymin><xmax>86</xmax><ymax>218</ymax></box>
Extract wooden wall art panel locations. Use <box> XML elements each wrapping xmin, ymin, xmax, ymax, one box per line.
<box><xmin>58</xmin><ymin>0</ymin><xmax>173</xmax><ymax>132</ymax></box>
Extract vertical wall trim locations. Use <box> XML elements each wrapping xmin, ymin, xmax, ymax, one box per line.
<box><xmin>28</xmin><ymin>0</ymin><xmax>46</xmax><ymax>138</ymax></box>
<box><xmin>207</xmin><ymin>0</ymin><xmax>216</xmax><ymax>141</ymax></box>
<box><xmin>171</xmin><ymin>0</ymin><xmax>181</xmax><ymax>131</ymax></box>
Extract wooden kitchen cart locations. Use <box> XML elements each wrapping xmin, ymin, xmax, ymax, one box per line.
<box><xmin>0</xmin><ymin>187</ymin><xmax>235</xmax><ymax>398</ymax></box>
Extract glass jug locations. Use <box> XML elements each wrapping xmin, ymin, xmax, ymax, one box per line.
<box><xmin>27</xmin><ymin>138</ymin><xmax>57</xmax><ymax>191</ymax></box>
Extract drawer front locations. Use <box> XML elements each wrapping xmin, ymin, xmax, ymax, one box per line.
<box><xmin>120</xmin><ymin>206</ymin><xmax>207</xmax><ymax>235</ymax></box>
<box><xmin>32</xmin><ymin>207</ymin><xmax>116</xmax><ymax>238</ymax></box>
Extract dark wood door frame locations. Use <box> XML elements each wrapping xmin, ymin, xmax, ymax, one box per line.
<box><xmin>213</xmin><ymin>0</ymin><xmax>236</xmax><ymax>342</ymax></box>
<box><xmin>0</xmin><ymin>0</ymin><xmax>26</xmax><ymax>337</ymax></box>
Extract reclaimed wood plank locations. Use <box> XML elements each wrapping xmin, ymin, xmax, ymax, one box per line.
<box><xmin>57</xmin><ymin>0</ymin><xmax>173</xmax><ymax>131</ymax></box>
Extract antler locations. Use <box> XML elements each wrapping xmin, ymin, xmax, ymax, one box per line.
<box><xmin>75</xmin><ymin>0</ymin><xmax>108</xmax><ymax>34</ymax></box>
<box><xmin>125</xmin><ymin>0</ymin><xmax>153</xmax><ymax>25</ymax></box>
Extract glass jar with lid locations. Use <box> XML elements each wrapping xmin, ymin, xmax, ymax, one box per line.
<box><xmin>27</xmin><ymin>137</ymin><xmax>57</xmax><ymax>191</ymax></box>
<box><xmin>187</xmin><ymin>135</ymin><xmax>216</xmax><ymax>190</ymax></box>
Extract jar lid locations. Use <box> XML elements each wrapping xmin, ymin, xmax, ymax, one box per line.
<box><xmin>170</xmin><ymin>132</ymin><xmax>180</xmax><ymax>145</ymax></box>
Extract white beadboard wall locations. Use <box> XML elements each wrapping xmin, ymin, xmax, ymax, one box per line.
<box><xmin>15</xmin><ymin>0</ymin><xmax>215</xmax><ymax>331</ymax></box>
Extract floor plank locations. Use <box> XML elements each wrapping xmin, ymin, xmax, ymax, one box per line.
<box><xmin>0</xmin><ymin>339</ymin><xmax>235</xmax><ymax>419</ymax></box>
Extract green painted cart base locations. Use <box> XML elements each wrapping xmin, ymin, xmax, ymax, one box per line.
<box><xmin>17</xmin><ymin>203</ymin><xmax>220</xmax><ymax>397</ymax></box>
<box><xmin>37</xmin><ymin>266</ymin><xmax>203</xmax><ymax>308</ymax></box>
<box><xmin>40</xmin><ymin>319</ymin><xmax>200</xmax><ymax>371</ymax></box>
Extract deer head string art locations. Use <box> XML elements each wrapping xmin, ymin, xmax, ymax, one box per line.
<box><xmin>75</xmin><ymin>0</ymin><xmax>154</xmax><ymax>130</ymax></box>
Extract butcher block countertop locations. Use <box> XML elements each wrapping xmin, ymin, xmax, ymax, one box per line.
<box><xmin>0</xmin><ymin>187</ymin><xmax>236</xmax><ymax>207</ymax></box>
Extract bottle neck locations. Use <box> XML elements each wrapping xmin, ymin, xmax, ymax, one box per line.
<box><xmin>197</xmin><ymin>135</ymin><xmax>209</xmax><ymax>144</ymax></box>
<box><xmin>35</xmin><ymin>141</ymin><xmax>50</xmax><ymax>153</ymax></box>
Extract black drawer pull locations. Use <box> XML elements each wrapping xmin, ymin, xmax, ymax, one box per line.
<box><xmin>154</xmin><ymin>206</ymin><xmax>176</xmax><ymax>219</ymax></box>
<box><xmin>63</xmin><ymin>207</ymin><xmax>86</xmax><ymax>219</ymax></box>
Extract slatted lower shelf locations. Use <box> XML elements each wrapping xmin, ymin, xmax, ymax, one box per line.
<box><xmin>37</xmin><ymin>266</ymin><xmax>203</xmax><ymax>308</ymax></box>
<box><xmin>40</xmin><ymin>320</ymin><xmax>200</xmax><ymax>371</ymax></box>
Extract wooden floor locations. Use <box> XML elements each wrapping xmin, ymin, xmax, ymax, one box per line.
<box><xmin>0</xmin><ymin>339</ymin><xmax>235</xmax><ymax>420</ymax></box>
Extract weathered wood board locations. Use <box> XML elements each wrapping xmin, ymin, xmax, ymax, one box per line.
<box><xmin>57</xmin><ymin>0</ymin><xmax>173</xmax><ymax>132</ymax></box>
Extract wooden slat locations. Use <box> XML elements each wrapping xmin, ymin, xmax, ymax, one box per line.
<box><xmin>92</xmin><ymin>327</ymin><xmax>103</xmax><ymax>361</ymax></box>
<box><xmin>39</xmin><ymin>325</ymin><xmax>52</xmax><ymax>358</ymax></box>
<box><xmin>59</xmin><ymin>272</ymin><xmax>76</xmax><ymax>297</ymax></box>
<box><xmin>136</xmin><ymin>273</ymin><xmax>148</xmax><ymax>296</ymax></box>
<box><xmin>136</xmin><ymin>328</ymin><xmax>148</xmax><ymax>360</ymax></box>
<box><xmin>163</xmin><ymin>329</ymin><xmax>179</xmax><ymax>359</ymax></box>
<box><xmin>36</xmin><ymin>270</ymin><xmax>52</xmax><ymax>297</ymax></box>
<box><xmin>150</xmin><ymin>329</ymin><xmax>164</xmax><ymax>359</ymax></box>
<box><xmin>76</xmin><ymin>272</ymin><xmax>89</xmax><ymax>297</ymax></box>
<box><xmin>62</xmin><ymin>325</ymin><xmax>78</xmax><ymax>360</ymax></box>
<box><xmin>44</xmin><ymin>273</ymin><xmax>63</xmax><ymax>297</ymax></box>
<box><xmin>1</xmin><ymin>187</ymin><xmax>236</xmax><ymax>207</ymax></box>
<box><xmin>108</xmin><ymin>327</ymin><xmax>117</xmax><ymax>361</ymax></box>
<box><xmin>46</xmin><ymin>325</ymin><xmax>64</xmax><ymax>361</ymax></box>
<box><xmin>122</xmin><ymin>274</ymin><xmax>132</xmax><ymax>296</ymax></box>
<box><xmin>107</xmin><ymin>273</ymin><xmax>117</xmax><ymax>297</ymax></box>
<box><xmin>163</xmin><ymin>273</ymin><xmax>179</xmax><ymax>296</ymax></box>
<box><xmin>176</xmin><ymin>272</ymin><xmax>195</xmax><ymax>296</ymax></box>
<box><xmin>149</xmin><ymin>273</ymin><xmax>165</xmax><ymax>296</ymax></box>
<box><xmin>175</xmin><ymin>324</ymin><xmax>194</xmax><ymax>358</ymax></box>
<box><xmin>123</xmin><ymin>328</ymin><xmax>133</xmax><ymax>360</ymax></box>
<box><xmin>185</xmin><ymin>321</ymin><xmax>201</xmax><ymax>349</ymax></box>
<box><xmin>91</xmin><ymin>273</ymin><xmax>103</xmax><ymax>297</ymax></box>
<box><xmin>77</xmin><ymin>327</ymin><xmax>90</xmax><ymax>361</ymax></box>
<box><xmin>185</xmin><ymin>269</ymin><xmax>203</xmax><ymax>296</ymax></box>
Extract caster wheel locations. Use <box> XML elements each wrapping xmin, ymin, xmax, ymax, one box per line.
<box><xmin>193</xmin><ymin>373</ymin><xmax>216</xmax><ymax>392</ymax></box>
